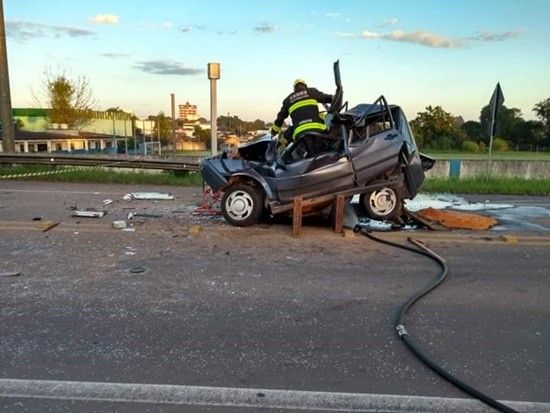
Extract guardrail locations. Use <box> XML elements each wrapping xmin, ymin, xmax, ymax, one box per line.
<box><xmin>0</xmin><ymin>153</ymin><xmax>201</xmax><ymax>172</ymax></box>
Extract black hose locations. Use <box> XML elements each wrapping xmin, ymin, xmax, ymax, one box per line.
<box><xmin>359</xmin><ymin>229</ymin><xmax>519</xmax><ymax>413</ymax></box>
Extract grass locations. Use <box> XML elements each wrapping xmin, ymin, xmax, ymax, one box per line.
<box><xmin>422</xmin><ymin>150</ymin><xmax>550</xmax><ymax>161</ymax></box>
<box><xmin>2</xmin><ymin>165</ymin><xmax>549</xmax><ymax>195</ymax></box>
<box><xmin>422</xmin><ymin>177</ymin><xmax>550</xmax><ymax>195</ymax></box>
<box><xmin>0</xmin><ymin>165</ymin><xmax>203</xmax><ymax>186</ymax></box>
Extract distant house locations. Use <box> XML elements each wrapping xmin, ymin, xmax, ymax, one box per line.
<box><xmin>2</xmin><ymin>108</ymin><xmax>136</xmax><ymax>154</ymax></box>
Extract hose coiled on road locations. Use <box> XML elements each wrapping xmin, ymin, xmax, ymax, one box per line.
<box><xmin>358</xmin><ymin>228</ymin><xmax>519</xmax><ymax>413</ymax></box>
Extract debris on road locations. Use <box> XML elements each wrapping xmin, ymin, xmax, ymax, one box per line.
<box><xmin>0</xmin><ymin>271</ymin><xmax>21</xmax><ymax>277</ymax></box>
<box><xmin>194</xmin><ymin>186</ymin><xmax>221</xmax><ymax>215</ymax></box>
<box><xmin>36</xmin><ymin>220</ymin><xmax>59</xmax><ymax>232</ymax></box>
<box><xmin>129</xmin><ymin>266</ymin><xmax>146</xmax><ymax>274</ymax></box>
<box><xmin>103</xmin><ymin>199</ymin><xmax>113</xmax><ymax>205</ymax></box>
<box><xmin>32</xmin><ymin>217</ymin><xmax>41</xmax><ymax>221</ymax></box>
<box><xmin>188</xmin><ymin>225</ymin><xmax>203</xmax><ymax>235</ymax></box>
<box><xmin>72</xmin><ymin>210</ymin><xmax>106</xmax><ymax>218</ymax></box>
<box><xmin>127</xmin><ymin>212</ymin><xmax>163</xmax><ymax>220</ymax></box>
<box><xmin>130</xmin><ymin>192</ymin><xmax>174</xmax><ymax>200</ymax></box>
<box><xmin>112</xmin><ymin>220</ymin><xmax>127</xmax><ymax>229</ymax></box>
<box><xmin>500</xmin><ymin>234</ymin><xmax>519</xmax><ymax>244</ymax></box>
<box><xmin>415</xmin><ymin>207</ymin><xmax>497</xmax><ymax>230</ymax></box>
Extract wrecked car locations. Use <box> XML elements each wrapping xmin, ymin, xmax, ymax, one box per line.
<box><xmin>200</xmin><ymin>61</ymin><xmax>434</xmax><ymax>226</ymax></box>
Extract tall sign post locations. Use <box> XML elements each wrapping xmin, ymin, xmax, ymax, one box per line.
<box><xmin>485</xmin><ymin>82</ymin><xmax>504</xmax><ymax>180</ymax></box>
<box><xmin>171</xmin><ymin>93</ymin><xmax>176</xmax><ymax>158</ymax></box>
<box><xmin>0</xmin><ymin>0</ymin><xmax>15</xmax><ymax>152</ymax></box>
<box><xmin>207</xmin><ymin>63</ymin><xmax>220</xmax><ymax>157</ymax></box>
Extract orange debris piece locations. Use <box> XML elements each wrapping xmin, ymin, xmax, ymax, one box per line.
<box><xmin>415</xmin><ymin>207</ymin><xmax>497</xmax><ymax>231</ymax></box>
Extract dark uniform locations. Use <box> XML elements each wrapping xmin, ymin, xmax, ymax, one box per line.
<box><xmin>270</xmin><ymin>86</ymin><xmax>333</xmax><ymax>141</ymax></box>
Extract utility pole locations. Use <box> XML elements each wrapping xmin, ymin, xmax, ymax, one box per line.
<box><xmin>0</xmin><ymin>0</ymin><xmax>15</xmax><ymax>152</ymax></box>
<box><xmin>171</xmin><ymin>93</ymin><xmax>176</xmax><ymax>158</ymax></box>
<box><xmin>208</xmin><ymin>63</ymin><xmax>220</xmax><ymax>157</ymax></box>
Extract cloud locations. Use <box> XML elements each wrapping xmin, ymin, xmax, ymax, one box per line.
<box><xmin>134</xmin><ymin>60</ymin><xmax>203</xmax><ymax>76</ymax></box>
<box><xmin>254</xmin><ymin>22</ymin><xmax>276</xmax><ymax>34</ymax></box>
<box><xmin>6</xmin><ymin>21</ymin><xmax>95</xmax><ymax>40</ymax></box>
<box><xmin>178</xmin><ymin>24</ymin><xmax>207</xmax><ymax>33</ymax></box>
<box><xmin>383</xmin><ymin>17</ymin><xmax>399</xmax><ymax>26</ymax></box>
<box><xmin>89</xmin><ymin>14</ymin><xmax>119</xmax><ymax>25</ymax></box>
<box><xmin>468</xmin><ymin>30</ymin><xmax>523</xmax><ymax>41</ymax></box>
<box><xmin>100</xmin><ymin>53</ymin><xmax>130</xmax><ymax>59</ymax></box>
<box><xmin>138</xmin><ymin>20</ymin><xmax>175</xmax><ymax>31</ymax></box>
<box><xmin>325</xmin><ymin>12</ymin><xmax>341</xmax><ymax>18</ymax></box>
<box><xmin>361</xmin><ymin>29</ymin><xmax>462</xmax><ymax>48</ymax></box>
<box><xmin>333</xmin><ymin>31</ymin><xmax>357</xmax><ymax>38</ymax></box>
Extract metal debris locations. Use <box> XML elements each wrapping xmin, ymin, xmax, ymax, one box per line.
<box><xmin>72</xmin><ymin>210</ymin><xmax>106</xmax><ymax>218</ymax></box>
<box><xmin>0</xmin><ymin>271</ymin><xmax>21</xmax><ymax>277</ymax></box>
<box><xmin>127</xmin><ymin>212</ymin><xmax>163</xmax><ymax>219</ymax></box>
<box><xmin>112</xmin><ymin>220</ymin><xmax>127</xmax><ymax>229</ymax></box>
<box><xmin>130</xmin><ymin>192</ymin><xmax>174</xmax><ymax>200</ymax></box>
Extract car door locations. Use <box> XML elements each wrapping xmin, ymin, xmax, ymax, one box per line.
<box><xmin>348</xmin><ymin>98</ymin><xmax>402</xmax><ymax>185</ymax></box>
<box><xmin>273</xmin><ymin>138</ymin><xmax>355</xmax><ymax>203</ymax></box>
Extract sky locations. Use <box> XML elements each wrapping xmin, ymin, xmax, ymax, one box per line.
<box><xmin>4</xmin><ymin>0</ymin><xmax>550</xmax><ymax>122</ymax></box>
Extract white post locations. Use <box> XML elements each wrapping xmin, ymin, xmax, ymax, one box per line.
<box><xmin>208</xmin><ymin>63</ymin><xmax>220</xmax><ymax>157</ymax></box>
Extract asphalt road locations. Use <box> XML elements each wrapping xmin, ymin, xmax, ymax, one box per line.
<box><xmin>0</xmin><ymin>182</ymin><xmax>548</xmax><ymax>412</ymax></box>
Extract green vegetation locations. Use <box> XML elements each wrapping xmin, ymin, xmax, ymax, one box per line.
<box><xmin>410</xmin><ymin>97</ymin><xmax>550</xmax><ymax>152</ymax></box>
<box><xmin>422</xmin><ymin>177</ymin><xmax>550</xmax><ymax>195</ymax></box>
<box><xmin>0</xmin><ymin>165</ymin><xmax>202</xmax><ymax>186</ymax></box>
<box><xmin>422</xmin><ymin>150</ymin><xmax>550</xmax><ymax>160</ymax></box>
<box><xmin>2</xmin><ymin>165</ymin><xmax>548</xmax><ymax>195</ymax></box>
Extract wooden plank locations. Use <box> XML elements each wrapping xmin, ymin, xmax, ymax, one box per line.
<box><xmin>292</xmin><ymin>196</ymin><xmax>303</xmax><ymax>238</ymax></box>
<box><xmin>269</xmin><ymin>178</ymin><xmax>402</xmax><ymax>215</ymax></box>
<box><xmin>333</xmin><ymin>195</ymin><xmax>345</xmax><ymax>234</ymax></box>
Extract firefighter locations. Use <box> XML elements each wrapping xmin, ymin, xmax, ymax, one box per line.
<box><xmin>270</xmin><ymin>79</ymin><xmax>333</xmax><ymax>144</ymax></box>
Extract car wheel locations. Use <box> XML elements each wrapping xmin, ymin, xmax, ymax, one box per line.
<box><xmin>221</xmin><ymin>183</ymin><xmax>264</xmax><ymax>227</ymax></box>
<box><xmin>361</xmin><ymin>185</ymin><xmax>403</xmax><ymax>221</ymax></box>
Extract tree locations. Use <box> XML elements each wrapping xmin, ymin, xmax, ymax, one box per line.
<box><xmin>0</xmin><ymin>118</ymin><xmax>24</xmax><ymax>133</ymax></box>
<box><xmin>533</xmin><ymin>98</ymin><xmax>550</xmax><ymax>146</ymax></box>
<box><xmin>461</xmin><ymin>120</ymin><xmax>484</xmax><ymax>142</ymax></box>
<box><xmin>194</xmin><ymin>125</ymin><xmax>211</xmax><ymax>149</ymax></box>
<box><xmin>410</xmin><ymin>105</ymin><xmax>464</xmax><ymax>149</ymax></box>
<box><xmin>533</xmin><ymin>98</ymin><xmax>550</xmax><ymax>126</ymax></box>
<box><xmin>479</xmin><ymin>105</ymin><xmax>523</xmax><ymax>145</ymax></box>
<box><xmin>148</xmin><ymin>112</ymin><xmax>172</xmax><ymax>145</ymax></box>
<box><xmin>38</xmin><ymin>69</ymin><xmax>97</xmax><ymax>130</ymax></box>
<box><xmin>14</xmin><ymin>118</ymin><xmax>23</xmax><ymax>131</ymax></box>
<box><xmin>217</xmin><ymin>115</ymin><xmax>267</xmax><ymax>135</ymax></box>
<box><xmin>106</xmin><ymin>107</ymin><xmax>127</xmax><ymax>114</ymax></box>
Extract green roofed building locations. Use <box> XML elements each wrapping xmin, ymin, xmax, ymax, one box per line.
<box><xmin>4</xmin><ymin>108</ymin><xmax>138</xmax><ymax>154</ymax></box>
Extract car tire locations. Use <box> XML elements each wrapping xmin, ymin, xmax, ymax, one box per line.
<box><xmin>221</xmin><ymin>183</ymin><xmax>264</xmax><ymax>227</ymax></box>
<box><xmin>360</xmin><ymin>184</ymin><xmax>403</xmax><ymax>221</ymax></box>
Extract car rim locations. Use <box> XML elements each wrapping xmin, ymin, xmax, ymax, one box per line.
<box><xmin>369</xmin><ymin>188</ymin><xmax>397</xmax><ymax>215</ymax></box>
<box><xmin>225</xmin><ymin>190</ymin><xmax>254</xmax><ymax>220</ymax></box>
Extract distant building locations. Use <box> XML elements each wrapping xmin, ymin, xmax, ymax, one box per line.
<box><xmin>178</xmin><ymin>101</ymin><xmax>198</xmax><ymax>121</ymax></box>
<box><xmin>3</xmin><ymin>108</ymin><xmax>135</xmax><ymax>154</ymax></box>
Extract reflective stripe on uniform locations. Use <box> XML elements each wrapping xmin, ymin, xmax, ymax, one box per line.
<box><xmin>271</xmin><ymin>124</ymin><xmax>281</xmax><ymax>132</ymax></box>
<box><xmin>292</xmin><ymin>122</ymin><xmax>327</xmax><ymax>138</ymax></box>
<box><xmin>288</xmin><ymin>99</ymin><xmax>318</xmax><ymax>115</ymax></box>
